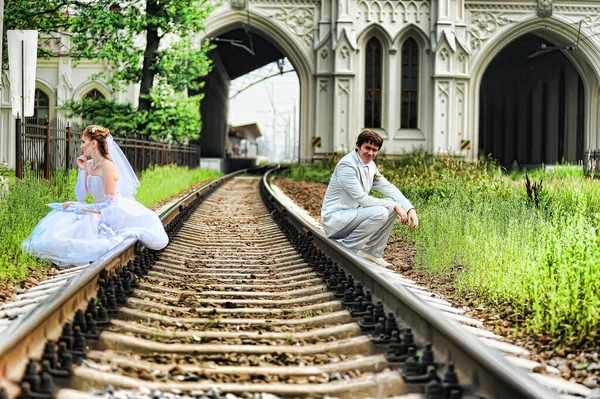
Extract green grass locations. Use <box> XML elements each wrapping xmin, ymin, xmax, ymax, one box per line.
<box><xmin>0</xmin><ymin>163</ymin><xmax>222</xmax><ymax>283</ymax></box>
<box><xmin>135</xmin><ymin>164</ymin><xmax>223</xmax><ymax>207</ymax></box>
<box><xmin>286</xmin><ymin>153</ymin><xmax>600</xmax><ymax>344</ymax></box>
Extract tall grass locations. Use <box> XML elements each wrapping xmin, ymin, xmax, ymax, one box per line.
<box><xmin>0</xmin><ymin>166</ymin><xmax>78</xmax><ymax>281</ymax></box>
<box><xmin>136</xmin><ymin>164</ymin><xmax>223</xmax><ymax>207</ymax></box>
<box><xmin>286</xmin><ymin>154</ymin><xmax>600</xmax><ymax>343</ymax></box>
<box><xmin>0</xmin><ymin>164</ymin><xmax>222</xmax><ymax>282</ymax></box>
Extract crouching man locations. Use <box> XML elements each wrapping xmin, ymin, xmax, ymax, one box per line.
<box><xmin>321</xmin><ymin>129</ymin><xmax>418</xmax><ymax>267</ymax></box>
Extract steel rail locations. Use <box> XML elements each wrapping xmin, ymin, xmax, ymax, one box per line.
<box><xmin>0</xmin><ymin>168</ymin><xmax>252</xmax><ymax>396</ymax></box>
<box><xmin>261</xmin><ymin>167</ymin><xmax>560</xmax><ymax>399</ymax></box>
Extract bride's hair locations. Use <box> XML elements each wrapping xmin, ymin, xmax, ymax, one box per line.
<box><xmin>83</xmin><ymin>125</ymin><xmax>111</xmax><ymax>159</ymax></box>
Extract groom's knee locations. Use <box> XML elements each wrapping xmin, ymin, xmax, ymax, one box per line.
<box><xmin>370</xmin><ymin>206</ymin><xmax>389</xmax><ymax>221</ymax></box>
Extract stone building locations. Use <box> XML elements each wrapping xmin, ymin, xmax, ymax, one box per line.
<box><xmin>2</xmin><ymin>0</ymin><xmax>600</xmax><ymax>168</ymax></box>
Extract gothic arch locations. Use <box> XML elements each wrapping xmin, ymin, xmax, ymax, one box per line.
<box><xmin>356</xmin><ymin>25</ymin><xmax>392</xmax><ymax>135</ymax></box>
<box><xmin>203</xmin><ymin>10</ymin><xmax>314</xmax><ymax>160</ymax></box>
<box><xmin>356</xmin><ymin>24</ymin><xmax>393</xmax><ymax>49</ymax></box>
<box><xmin>35</xmin><ymin>79</ymin><xmax>56</xmax><ymax>120</ymax></box>
<box><xmin>392</xmin><ymin>25</ymin><xmax>432</xmax><ymax>141</ymax></box>
<box><xmin>394</xmin><ymin>24</ymin><xmax>429</xmax><ymax>47</ymax></box>
<box><xmin>72</xmin><ymin>80</ymin><xmax>112</xmax><ymax>101</ymax></box>
<box><xmin>468</xmin><ymin>16</ymin><xmax>600</xmax><ymax>159</ymax></box>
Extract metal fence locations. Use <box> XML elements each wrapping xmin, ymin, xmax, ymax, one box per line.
<box><xmin>15</xmin><ymin>118</ymin><xmax>201</xmax><ymax>181</ymax></box>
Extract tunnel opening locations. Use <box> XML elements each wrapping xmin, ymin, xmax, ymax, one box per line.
<box><xmin>194</xmin><ymin>27</ymin><xmax>300</xmax><ymax>170</ymax></box>
<box><xmin>479</xmin><ymin>33</ymin><xmax>585</xmax><ymax>168</ymax></box>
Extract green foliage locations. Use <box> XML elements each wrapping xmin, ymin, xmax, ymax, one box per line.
<box><xmin>0</xmin><ymin>167</ymin><xmax>77</xmax><ymax>281</ymax></box>
<box><xmin>2</xmin><ymin>0</ymin><xmax>71</xmax><ymax>67</ymax></box>
<box><xmin>66</xmin><ymin>93</ymin><xmax>204</xmax><ymax>142</ymax></box>
<box><xmin>282</xmin><ymin>162</ymin><xmax>335</xmax><ymax>184</ymax></box>
<box><xmin>4</xmin><ymin>0</ymin><xmax>214</xmax><ymax>142</ymax></box>
<box><xmin>156</xmin><ymin>38</ymin><xmax>214</xmax><ymax>93</ymax></box>
<box><xmin>145</xmin><ymin>88</ymin><xmax>204</xmax><ymax>142</ymax></box>
<box><xmin>68</xmin><ymin>0</ymin><xmax>213</xmax><ymax>89</ymax></box>
<box><xmin>66</xmin><ymin>98</ymin><xmax>145</xmax><ymax>137</ymax></box>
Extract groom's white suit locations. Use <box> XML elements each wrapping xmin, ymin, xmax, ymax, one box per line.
<box><xmin>321</xmin><ymin>149</ymin><xmax>414</xmax><ymax>258</ymax></box>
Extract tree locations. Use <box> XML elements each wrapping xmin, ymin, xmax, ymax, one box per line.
<box><xmin>3</xmin><ymin>0</ymin><xmax>214</xmax><ymax>142</ymax></box>
<box><xmin>69</xmin><ymin>0</ymin><xmax>213</xmax><ymax>113</ymax></box>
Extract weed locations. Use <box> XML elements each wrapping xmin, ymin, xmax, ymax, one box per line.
<box><xmin>301</xmin><ymin>310</ymin><xmax>314</xmax><ymax>318</ymax></box>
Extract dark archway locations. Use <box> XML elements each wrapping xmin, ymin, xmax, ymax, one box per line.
<box><xmin>195</xmin><ymin>29</ymin><xmax>284</xmax><ymax>159</ymax></box>
<box><xmin>479</xmin><ymin>34</ymin><xmax>584</xmax><ymax>167</ymax></box>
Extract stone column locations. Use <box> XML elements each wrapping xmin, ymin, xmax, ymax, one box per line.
<box><xmin>545</xmin><ymin>71</ymin><xmax>560</xmax><ymax>163</ymax></box>
<box><xmin>564</xmin><ymin>64</ymin><xmax>579</xmax><ymax>162</ymax></box>
<box><xmin>433</xmin><ymin>80</ymin><xmax>451</xmax><ymax>153</ymax></box>
<box><xmin>531</xmin><ymin>82</ymin><xmax>543</xmax><ymax>164</ymax></box>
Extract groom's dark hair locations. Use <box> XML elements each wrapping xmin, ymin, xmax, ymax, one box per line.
<box><xmin>356</xmin><ymin>129</ymin><xmax>383</xmax><ymax>150</ymax></box>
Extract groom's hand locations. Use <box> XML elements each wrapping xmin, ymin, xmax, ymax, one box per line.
<box><xmin>393</xmin><ymin>204</ymin><xmax>408</xmax><ymax>224</ymax></box>
<box><xmin>407</xmin><ymin>208</ymin><xmax>419</xmax><ymax>230</ymax></box>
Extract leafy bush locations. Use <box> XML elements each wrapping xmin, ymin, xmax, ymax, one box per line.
<box><xmin>67</xmin><ymin>95</ymin><xmax>204</xmax><ymax>143</ymax></box>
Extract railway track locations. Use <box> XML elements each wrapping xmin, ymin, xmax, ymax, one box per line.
<box><xmin>0</xmin><ymin>167</ymin><xmax>589</xmax><ymax>399</ymax></box>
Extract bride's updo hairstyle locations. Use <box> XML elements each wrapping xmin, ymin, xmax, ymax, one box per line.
<box><xmin>83</xmin><ymin>125</ymin><xmax>111</xmax><ymax>159</ymax></box>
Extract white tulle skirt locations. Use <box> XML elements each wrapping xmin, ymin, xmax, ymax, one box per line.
<box><xmin>22</xmin><ymin>199</ymin><xmax>169</xmax><ymax>267</ymax></box>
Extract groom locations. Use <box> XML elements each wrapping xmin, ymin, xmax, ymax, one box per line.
<box><xmin>321</xmin><ymin>129</ymin><xmax>418</xmax><ymax>267</ymax></box>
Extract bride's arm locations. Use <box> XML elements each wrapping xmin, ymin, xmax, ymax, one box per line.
<box><xmin>75</xmin><ymin>169</ymin><xmax>88</xmax><ymax>202</ymax></box>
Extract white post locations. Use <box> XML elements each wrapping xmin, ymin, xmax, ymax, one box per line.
<box><xmin>0</xmin><ymin>0</ymin><xmax>4</xmax><ymax>79</ymax></box>
<box><xmin>8</xmin><ymin>30</ymin><xmax>38</xmax><ymax>118</ymax></box>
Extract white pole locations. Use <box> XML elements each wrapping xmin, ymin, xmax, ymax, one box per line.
<box><xmin>0</xmin><ymin>0</ymin><xmax>4</xmax><ymax>79</ymax></box>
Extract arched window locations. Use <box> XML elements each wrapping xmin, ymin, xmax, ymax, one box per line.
<box><xmin>83</xmin><ymin>89</ymin><xmax>106</xmax><ymax>126</ymax></box>
<box><xmin>33</xmin><ymin>89</ymin><xmax>50</xmax><ymax>121</ymax></box>
<box><xmin>85</xmin><ymin>89</ymin><xmax>106</xmax><ymax>100</ymax></box>
<box><xmin>364</xmin><ymin>37</ymin><xmax>383</xmax><ymax>128</ymax></box>
<box><xmin>401</xmin><ymin>38</ymin><xmax>419</xmax><ymax>129</ymax></box>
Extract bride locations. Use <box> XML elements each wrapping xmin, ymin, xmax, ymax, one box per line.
<box><xmin>21</xmin><ymin>125</ymin><xmax>169</xmax><ymax>267</ymax></box>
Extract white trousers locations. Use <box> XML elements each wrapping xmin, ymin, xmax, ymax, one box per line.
<box><xmin>330</xmin><ymin>206</ymin><xmax>397</xmax><ymax>257</ymax></box>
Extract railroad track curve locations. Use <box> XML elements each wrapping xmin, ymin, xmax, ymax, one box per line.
<box><xmin>0</xmin><ymin>166</ymin><xmax>580</xmax><ymax>399</ymax></box>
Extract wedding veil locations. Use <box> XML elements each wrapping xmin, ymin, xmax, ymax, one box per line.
<box><xmin>106</xmin><ymin>135</ymin><xmax>140</xmax><ymax>199</ymax></box>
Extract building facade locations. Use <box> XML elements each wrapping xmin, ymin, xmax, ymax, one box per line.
<box><xmin>202</xmin><ymin>0</ymin><xmax>600</xmax><ymax>165</ymax></box>
<box><xmin>2</xmin><ymin>0</ymin><xmax>600</xmax><ymax>168</ymax></box>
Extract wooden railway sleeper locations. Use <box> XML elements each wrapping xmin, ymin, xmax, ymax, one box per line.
<box><xmin>269</xmin><ymin>204</ymin><xmax>477</xmax><ymax>399</ymax></box>
<box><xmin>11</xmin><ymin>174</ymin><xmax>479</xmax><ymax>399</ymax></box>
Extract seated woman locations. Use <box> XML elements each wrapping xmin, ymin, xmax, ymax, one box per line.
<box><xmin>21</xmin><ymin>125</ymin><xmax>169</xmax><ymax>267</ymax></box>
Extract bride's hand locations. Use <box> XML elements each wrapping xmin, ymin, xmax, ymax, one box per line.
<box><xmin>62</xmin><ymin>202</ymin><xmax>74</xmax><ymax>210</ymax></box>
<box><xmin>77</xmin><ymin>155</ymin><xmax>88</xmax><ymax>170</ymax></box>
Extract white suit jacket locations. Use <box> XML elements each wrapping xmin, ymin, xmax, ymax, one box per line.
<box><xmin>321</xmin><ymin>149</ymin><xmax>414</xmax><ymax>237</ymax></box>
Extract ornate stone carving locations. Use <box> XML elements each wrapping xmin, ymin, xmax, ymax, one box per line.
<box><xmin>338</xmin><ymin>80</ymin><xmax>350</xmax><ymax>95</ymax></box>
<box><xmin>582</xmin><ymin>15</ymin><xmax>600</xmax><ymax>38</ymax></box>
<box><xmin>230</xmin><ymin>0</ymin><xmax>247</xmax><ymax>10</ymax></box>
<box><xmin>320</xmin><ymin>49</ymin><xmax>328</xmax><ymax>59</ymax></box>
<box><xmin>340</xmin><ymin>46</ymin><xmax>349</xmax><ymax>58</ymax></box>
<box><xmin>470</xmin><ymin>11</ymin><xmax>513</xmax><ymax>51</ymax></box>
<box><xmin>439</xmin><ymin>48</ymin><xmax>449</xmax><ymax>61</ymax></box>
<box><xmin>457</xmin><ymin>52</ymin><xmax>466</xmax><ymax>62</ymax></box>
<box><xmin>356</xmin><ymin>0</ymin><xmax>430</xmax><ymax>25</ymax></box>
<box><xmin>320</xmin><ymin>80</ymin><xmax>328</xmax><ymax>92</ymax></box>
<box><xmin>273</xmin><ymin>7</ymin><xmax>314</xmax><ymax>46</ymax></box>
<box><xmin>537</xmin><ymin>0</ymin><xmax>553</xmax><ymax>18</ymax></box>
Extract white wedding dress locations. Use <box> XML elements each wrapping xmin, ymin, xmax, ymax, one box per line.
<box><xmin>22</xmin><ymin>172</ymin><xmax>169</xmax><ymax>267</ymax></box>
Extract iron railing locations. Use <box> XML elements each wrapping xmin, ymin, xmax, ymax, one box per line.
<box><xmin>15</xmin><ymin>118</ymin><xmax>201</xmax><ymax>180</ymax></box>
